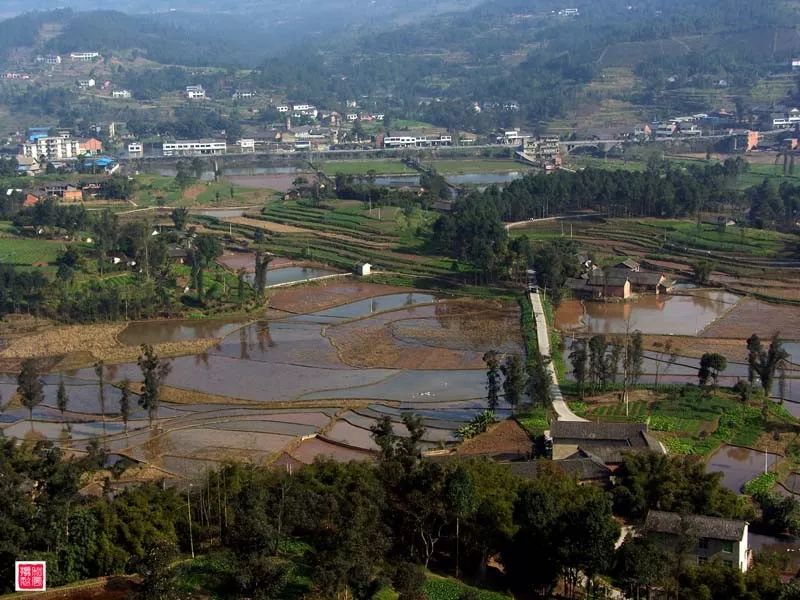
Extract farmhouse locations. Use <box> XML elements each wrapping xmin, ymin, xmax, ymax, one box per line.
<box><xmin>112</xmin><ymin>90</ymin><xmax>132</xmax><ymax>99</ymax></box>
<box><xmin>566</xmin><ymin>261</ymin><xmax>672</xmax><ymax>300</ymax></box>
<box><xmin>548</xmin><ymin>421</ymin><xmax>664</xmax><ymax>464</ymax></box>
<box><xmin>644</xmin><ymin>510</ymin><xmax>750</xmax><ymax>572</ymax></box>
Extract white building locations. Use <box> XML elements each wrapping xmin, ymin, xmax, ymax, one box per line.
<box><xmin>70</xmin><ymin>52</ymin><xmax>100</xmax><ymax>61</ymax></box>
<box><xmin>112</xmin><ymin>90</ymin><xmax>132</xmax><ymax>99</ymax></box>
<box><xmin>232</xmin><ymin>90</ymin><xmax>256</xmax><ymax>100</ymax></box>
<box><xmin>383</xmin><ymin>133</ymin><xmax>452</xmax><ymax>148</ymax></box>
<box><xmin>357</xmin><ymin>263</ymin><xmax>372</xmax><ymax>276</ymax></box>
<box><xmin>77</xmin><ymin>79</ymin><xmax>96</xmax><ymax>89</ymax></box>
<box><xmin>276</xmin><ymin>105</ymin><xmax>290</xmax><ymax>113</ymax></box>
<box><xmin>346</xmin><ymin>113</ymin><xmax>359</xmax><ymax>122</ymax></box>
<box><xmin>36</xmin><ymin>55</ymin><xmax>62</xmax><ymax>65</ymax></box>
<box><xmin>185</xmin><ymin>85</ymin><xmax>206</xmax><ymax>100</ymax></box>
<box><xmin>793</xmin><ymin>59</ymin><xmax>800</xmax><ymax>71</ymax></box>
<box><xmin>162</xmin><ymin>140</ymin><xmax>227</xmax><ymax>156</ymax></box>
<box><xmin>128</xmin><ymin>142</ymin><xmax>143</xmax><ymax>154</ymax></box>
<box><xmin>497</xmin><ymin>130</ymin><xmax>530</xmax><ymax>144</ymax></box>
<box><xmin>237</xmin><ymin>138</ymin><xmax>256</xmax><ymax>152</ymax></box>
<box><xmin>22</xmin><ymin>137</ymin><xmax>81</xmax><ymax>161</ymax></box>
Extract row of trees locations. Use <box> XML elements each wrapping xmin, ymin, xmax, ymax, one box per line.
<box><xmin>13</xmin><ymin>344</ymin><xmax>171</xmax><ymax>431</ymax></box>
<box><xmin>569</xmin><ymin>331</ymin><xmax>644</xmax><ymax>400</ymax></box>
<box><xmin>2</xmin><ymin>417</ymin><xmax>796</xmax><ymax>599</ymax></box>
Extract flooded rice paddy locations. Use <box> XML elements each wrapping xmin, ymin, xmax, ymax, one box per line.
<box><xmin>0</xmin><ymin>290</ymin><xmax>520</xmax><ymax>481</ymax></box>
<box><xmin>706</xmin><ymin>444</ymin><xmax>781</xmax><ymax>493</ymax></box>
<box><xmin>555</xmin><ymin>291</ymin><xmax>741</xmax><ymax>335</ymax></box>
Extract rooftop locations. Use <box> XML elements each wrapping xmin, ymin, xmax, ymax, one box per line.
<box><xmin>645</xmin><ymin>510</ymin><xmax>747</xmax><ymax>541</ymax></box>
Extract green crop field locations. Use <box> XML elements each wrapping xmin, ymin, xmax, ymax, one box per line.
<box><xmin>582</xmin><ymin>387</ymin><xmax>791</xmax><ymax>456</ymax></box>
<box><xmin>0</xmin><ymin>237</ymin><xmax>64</xmax><ymax>265</ymax></box>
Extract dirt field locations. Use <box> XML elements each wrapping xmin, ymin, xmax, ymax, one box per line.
<box><xmin>224</xmin><ymin>215</ymin><xmax>311</xmax><ymax>234</ymax></box>
<box><xmin>0</xmin><ymin>322</ymin><xmax>222</xmax><ymax>370</ymax></box>
<box><xmin>455</xmin><ymin>419</ymin><xmax>532</xmax><ymax>457</ymax></box>
<box><xmin>642</xmin><ymin>335</ymin><xmax>750</xmax><ymax>361</ymax></box>
<box><xmin>268</xmin><ymin>281</ymin><xmax>413</xmax><ymax>314</ymax></box>
<box><xmin>325</xmin><ymin>300</ymin><xmax>521</xmax><ymax>369</ymax></box>
<box><xmin>701</xmin><ymin>298</ymin><xmax>800</xmax><ymax>339</ymax></box>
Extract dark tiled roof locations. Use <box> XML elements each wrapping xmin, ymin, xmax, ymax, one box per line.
<box><xmin>588</xmin><ymin>271</ymin><xmax>630</xmax><ymax>287</ymax></box>
<box><xmin>506</xmin><ymin>457</ymin><xmax>611</xmax><ymax>481</ymax></box>
<box><xmin>565</xmin><ymin>277</ymin><xmax>589</xmax><ymax>290</ymax></box>
<box><xmin>628</xmin><ymin>271</ymin><xmax>666</xmax><ymax>286</ymax></box>
<box><xmin>645</xmin><ymin>510</ymin><xmax>746</xmax><ymax>541</ymax></box>
<box><xmin>616</xmin><ymin>259</ymin><xmax>641</xmax><ymax>270</ymax></box>
<box><xmin>551</xmin><ymin>421</ymin><xmax>663</xmax><ymax>457</ymax></box>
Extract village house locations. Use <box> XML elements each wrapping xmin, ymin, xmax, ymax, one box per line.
<box><xmin>22</xmin><ymin>136</ymin><xmax>81</xmax><ymax>161</ymax></box>
<box><xmin>77</xmin><ymin>79</ymin><xmax>96</xmax><ymax>89</ymax></box>
<box><xmin>548</xmin><ymin>421</ymin><xmax>664</xmax><ymax>464</ymax></box>
<box><xmin>185</xmin><ymin>85</ymin><xmax>206</xmax><ymax>100</ymax></box>
<box><xmin>566</xmin><ymin>259</ymin><xmax>672</xmax><ymax>300</ymax></box>
<box><xmin>112</xmin><ymin>90</ymin><xmax>132</xmax><ymax>99</ymax></box>
<box><xmin>42</xmin><ymin>182</ymin><xmax>83</xmax><ymax>202</ymax></box>
<box><xmin>644</xmin><ymin>510</ymin><xmax>750</xmax><ymax>572</ymax></box>
<box><xmin>80</xmin><ymin>138</ymin><xmax>103</xmax><ymax>155</ymax></box>
<box><xmin>506</xmin><ymin>454</ymin><xmax>613</xmax><ymax>488</ymax></box>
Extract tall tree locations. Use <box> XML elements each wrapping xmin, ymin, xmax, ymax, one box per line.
<box><xmin>137</xmin><ymin>345</ymin><xmax>172</xmax><ymax>428</ymax></box>
<box><xmin>17</xmin><ymin>358</ymin><xmax>44</xmax><ymax>426</ymax></box>
<box><xmin>501</xmin><ymin>354</ymin><xmax>526</xmax><ymax>411</ymax></box>
<box><xmin>119</xmin><ymin>378</ymin><xmax>131</xmax><ymax>435</ymax></box>
<box><xmin>569</xmin><ymin>339</ymin><xmax>588</xmax><ymax>399</ymax></box>
<box><xmin>746</xmin><ymin>333</ymin><xmax>789</xmax><ymax>395</ymax></box>
<box><xmin>588</xmin><ymin>334</ymin><xmax>607</xmax><ymax>392</ymax></box>
<box><xmin>94</xmin><ymin>361</ymin><xmax>107</xmax><ymax>438</ymax></box>
<box><xmin>170</xmin><ymin>207</ymin><xmax>189</xmax><ymax>231</ymax></box>
<box><xmin>57</xmin><ymin>378</ymin><xmax>69</xmax><ymax>419</ymax></box>
<box><xmin>698</xmin><ymin>353</ymin><xmax>727</xmax><ymax>388</ymax></box>
<box><xmin>526</xmin><ymin>349</ymin><xmax>552</xmax><ymax>407</ymax></box>
<box><xmin>483</xmin><ymin>350</ymin><xmax>502</xmax><ymax>410</ymax></box>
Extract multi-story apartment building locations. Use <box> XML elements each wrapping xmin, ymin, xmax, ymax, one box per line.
<box><xmin>22</xmin><ymin>137</ymin><xmax>81</xmax><ymax>161</ymax></box>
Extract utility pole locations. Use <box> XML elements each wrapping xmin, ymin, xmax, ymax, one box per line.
<box><xmin>187</xmin><ymin>483</ymin><xmax>195</xmax><ymax>559</ymax></box>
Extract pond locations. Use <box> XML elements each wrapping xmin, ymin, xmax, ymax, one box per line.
<box><xmin>554</xmin><ymin>291</ymin><xmax>741</xmax><ymax>336</ymax></box>
<box><xmin>706</xmin><ymin>444</ymin><xmax>781</xmax><ymax>493</ymax></box>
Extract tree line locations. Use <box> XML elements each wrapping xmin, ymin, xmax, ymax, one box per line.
<box><xmin>2</xmin><ymin>414</ymin><xmax>799</xmax><ymax>599</ymax></box>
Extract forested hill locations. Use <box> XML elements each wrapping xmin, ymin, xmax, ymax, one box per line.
<box><xmin>253</xmin><ymin>0</ymin><xmax>800</xmax><ymax>130</ymax></box>
<box><xmin>0</xmin><ymin>0</ymin><xmax>481</xmax><ymax>67</ymax></box>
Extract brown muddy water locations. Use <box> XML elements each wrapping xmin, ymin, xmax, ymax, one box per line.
<box><xmin>554</xmin><ymin>291</ymin><xmax>740</xmax><ymax>335</ymax></box>
<box><xmin>1</xmin><ymin>293</ymin><xmax>505</xmax><ymax>473</ymax></box>
<box><xmin>706</xmin><ymin>444</ymin><xmax>781</xmax><ymax>493</ymax></box>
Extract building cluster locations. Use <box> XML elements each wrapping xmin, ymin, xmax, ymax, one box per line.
<box><xmin>521</xmin><ymin>136</ymin><xmax>562</xmax><ymax>170</ymax></box>
<box><xmin>34</xmin><ymin>51</ymin><xmax>101</xmax><ymax>65</ymax></box>
<box><xmin>7</xmin><ymin>178</ymin><xmax>118</xmax><ymax>208</ymax></box>
<box><xmin>566</xmin><ymin>258</ymin><xmax>673</xmax><ymax>300</ymax></box>
<box><xmin>12</xmin><ymin>127</ymin><xmax>118</xmax><ymax>175</ymax></box>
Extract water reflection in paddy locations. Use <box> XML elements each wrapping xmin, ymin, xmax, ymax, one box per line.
<box><xmin>706</xmin><ymin>444</ymin><xmax>780</xmax><ymax>493</ymax></box>
<box><xmin>118</xmin><ymin>318</ymin><xmax>246</xmax><ymax>346</ymax></box>
<box><xmin>555</xmin><ymin>291</ymin><xmax>740</xmax><ymax>335</ymax></box>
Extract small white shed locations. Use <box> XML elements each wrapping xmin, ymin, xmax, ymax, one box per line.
<box><xmin>357</xmin><ymin>262</ymin><xmax>372</xmax><ymax>276</ymax></box>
